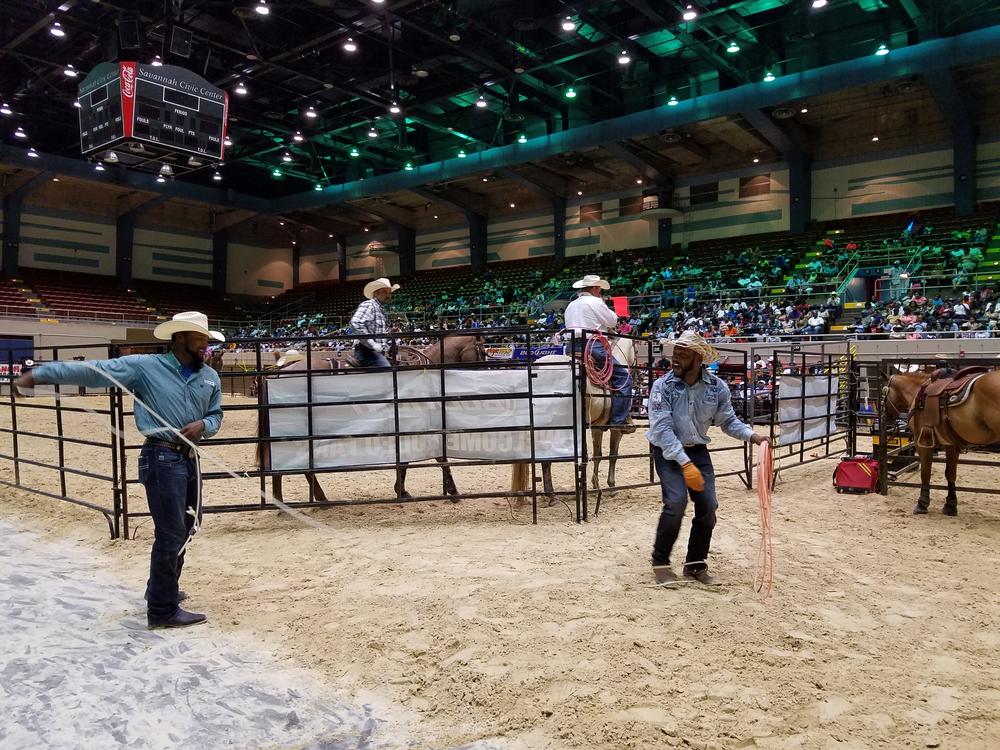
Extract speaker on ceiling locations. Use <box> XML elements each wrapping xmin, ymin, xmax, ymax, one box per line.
<box><xmin>118</xmin><ymin>18</ymin><xmax>140</xmax><ymax>49</ymax></box>
<box><xmin>169</xmin><ymin>26</ymin><xmax>193</xmax><ymax>58</ymax></box>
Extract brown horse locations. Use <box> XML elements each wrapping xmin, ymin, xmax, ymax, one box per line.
<box><xmin>260</xmin><ymin>336</ymin><xmax>485</xmax><ymax>503</ymax></box>
<box><xmin>885</xmin><ymin>368</ymin><xmax>1000</xmax><ymax>515</ymax></box>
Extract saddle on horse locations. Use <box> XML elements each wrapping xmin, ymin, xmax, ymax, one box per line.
<box><xmin>912</xmin><ymin>366</ymin><xmax>990</xmax><ymax>448</ymax></box>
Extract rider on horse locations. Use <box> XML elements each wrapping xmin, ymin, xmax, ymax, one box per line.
<box><xmin>564</xmin><ymin>274</ymin><xmax>634</xmax><ymax>433</ymax></box>
<box><xmin>350</xmin><ymin>277</ymin><xmax>399</xmax><ymax>368</ymax></box>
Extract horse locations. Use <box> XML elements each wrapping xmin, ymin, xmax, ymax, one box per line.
<box><xmin>510</xmin><ymin>336</ymin><xmax>638</xmax><ymax>505</ymax></box>
<box><xmin>885</xmin><ymin>368</ymin><xmax>1000</xmax><ymax>515</ymax></box>
<box><xmin>259</xmin><ymin>336</ymin><xmax>485</xmax><ymax>503</ymax></box>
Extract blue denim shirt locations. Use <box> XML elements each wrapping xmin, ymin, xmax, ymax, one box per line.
<box><xmin>646</xmin><ymin>368</ymin><xmax>754</xmax><ymax>465</ymax></box>
<box><xmin>33</xmin><ymin>353</ymin><xmax>223</xmax><ymax>440</ymax></box>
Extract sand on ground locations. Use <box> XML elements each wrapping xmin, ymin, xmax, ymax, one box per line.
<box><xmin>1</xmin><ymin>393</ymin><xmax>998</xmax><ymax>750</ymax></box>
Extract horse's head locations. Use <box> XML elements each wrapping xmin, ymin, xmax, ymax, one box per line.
<box><xmin>885</xmin><ymin>371</ymin><xmax>928</xmax><ymax>420</ymax></box>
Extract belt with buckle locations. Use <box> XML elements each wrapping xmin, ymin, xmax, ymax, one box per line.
<box><xmin>145</xmin><ymin>438</ymin><xmax>191</xmax><ymax>455</ymax></box>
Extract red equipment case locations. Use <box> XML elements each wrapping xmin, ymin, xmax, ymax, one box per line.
<box><xmin>833</xmin><ymin>456</ymin><xmax>880</xmax><ymax>494</ymax></box>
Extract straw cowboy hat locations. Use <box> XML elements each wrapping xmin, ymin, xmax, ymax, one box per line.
<box><xmin>572</xmin><ymin>274</ymin><xmax>611</xmax><ymax>290</ymax></box>
<box><xmin>671</xmin><ymin>330</ymin><xmax>720</xmax><ymax>364</ymax></box>
<box><xmin>153</xmin><ymin>311</ymin><xmax>225</xmax><ymax>342</ymax></box>
<box><xmin>364</xmin><ymin>277</ymin><xmax>401</xmax><ymax>299</ymax></box>
<box><xmin>275</xmin><ymin>348</ymin><xmax>304</xmax><ymax>368</ymax></box>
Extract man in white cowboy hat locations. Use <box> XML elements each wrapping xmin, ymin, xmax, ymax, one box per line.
<box><xmin>564</xmin><ymin>273</ymin><xmax>634</xmax><ymax>431</ymax></box>
<box><xmin>350</xmin><ymin>277</ymin><xmax>400</xmax><ymax>368</ymax></box>
<box><xmin>15</xmin><ymin>311</ymin><xmax>225</xmax><ymax>629</ymax></box>
<box><xmin>646</xmin><ymin>330</ymin><xmax>768</xmax><ymax>586</ymax></box>
<box><xmin>275</xmin><ymin>348</ymin><xmax>304</xmax><ymax>368</ymax></box>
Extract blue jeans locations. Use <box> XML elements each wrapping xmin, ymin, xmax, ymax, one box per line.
<box><xmin>138</xmin><ymin>444</ymin><xmax>199</xmax><ymax>620</ymax></box>
<box><xmin>354</xmin><ymin>345</ymin><xmax>390</xmax><ymax>368</ymax></box>
<box><xmin>575</xmin><ymin>339</ymin><xmax>632</xmax><ymax>424</ymax></box>
<box><xmin>651</xmin><ymin>445</ymin><xmax>717</xmax><ymax>574</ymax></box>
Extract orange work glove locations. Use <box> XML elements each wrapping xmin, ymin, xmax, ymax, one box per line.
<box><xmin>681</xmin><ymin>462</ymin><xmax>705</xmax><ymax>492</ymax></box>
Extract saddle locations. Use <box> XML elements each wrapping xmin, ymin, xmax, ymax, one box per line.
<box><xmin>913</xmin><ymin>366</ymin><xmax>989</xmax><ymax>447</ymax></box>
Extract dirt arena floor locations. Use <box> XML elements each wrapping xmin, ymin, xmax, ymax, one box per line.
<box><xmin>1</xmin><ymin>393</ymin><xmax>999</xmax><ymax>750</ymax></box>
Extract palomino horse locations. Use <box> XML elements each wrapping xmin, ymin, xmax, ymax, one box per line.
<box><xmin>885</xmin><ymin>368</ymin><xmax>1000</xmax><ymax>515</ymax></box>
<box><xmin>260</xmin><ymin>336</ymin><xmax>485</xmax><ymax>502</ymax></box>
<box><xmin>510</xmin><ymin>337</ymin><xmax>637</xmax><ymax>505</ymax></box>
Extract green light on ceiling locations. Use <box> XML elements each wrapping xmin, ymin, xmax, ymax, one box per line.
<box><xmin>404</xmin><ymin>161</ymin><xmax>414</xmax><ymax>171</ymax></box>
<box><xmin>564</xmin><ymin>86</ymin><xmax>577</xmax><ymax>99</ymax></box>
<box><xmin>875</xmin><ymin>43</ymin><xmax>889</xmax><ymax>56</ymax></box>
<box><xmin>314</xmin><ymin>183</ymin><xmax>323</xmax><ymax>191</ymax></box>
<box><xmin>349</xmin><ymin>146</ymin><xmax>360</xmax><ymax>157</ymax></box>
<box><xmin>763</xmin><ymin>70</ymin><xmax>775</xmax><ymax>82</ymax></box>
<box><xmin>271</xmin><ymin>168</ymin><xmax>282</xmax><ymax>177</ymax></box>
<box><xmin>726</xmin><ymin>41</ymin><xmax>740</xmax><ymax>54</ymax></box>
<box><xmin>458</xmin><ymin>148</ymin><xmax>467</xmax><ymax>158</ymax></box>
<box><xmin>667</xmin><ymin>95</ymin><xmax>679</xmax><ymax>106</ymax></box>
<box><xmin>517</xmin><ymin>133</ymin><xmax>527</xmax><ymax>143</ymax></box>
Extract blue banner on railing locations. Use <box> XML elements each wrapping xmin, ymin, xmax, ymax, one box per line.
<box><xmin>485</xmin><ymin>344</ymin><xmax>565</xmax><ymax>360</ymax></box>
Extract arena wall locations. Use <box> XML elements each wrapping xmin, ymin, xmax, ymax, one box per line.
<box><xmin>346</xmin><ymin>233</ymin><xmax>402</xmax><ymax>279</ymax></box>
<box><xmin>227</xmin><ymin>243</ymin><xmax>294</xmax><ymax>296</ymax></box>
<box><xmin>298</xmin><ymin>243</ymin><xmax>341</xmax><ymax>284</ymax></box>
<box><xmin>133</xmin><ymin>226</ymin><xmax>212</xmax><ymax>286</ymax></box>
<box><xmin>17</xmin><ymin>208</ymin><xmax>116</xmax><ymax>276</ymax></box>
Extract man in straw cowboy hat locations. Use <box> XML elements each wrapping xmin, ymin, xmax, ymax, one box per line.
<box><xmin>15</xmin><ymin>312</ymin><xmax>225</xmax><ymax>629</ymax></box>
<box><xmin>564</xmin><ymin>273</ymin><xmax>634</xmax><ymax>432</ymax></box>
<box><xmin>647</xmin><ymin>330</ymin><xmax>768</xmax><ymax>586</ymax></box>
<box><xmin>350</xmin><ymin>277</ymin><xmax>400</xmax><ymax>368</ymax></box>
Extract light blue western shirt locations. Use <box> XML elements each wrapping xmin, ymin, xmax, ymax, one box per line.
<box><xmin>646</xmin><ymin>368</ymin><xmax>754</xmax><ymax>465</ymax></box>
<box><xmin>33</xmin><ymin>353</ymin><xmax>223</xmax><ymax>440</ymax></box>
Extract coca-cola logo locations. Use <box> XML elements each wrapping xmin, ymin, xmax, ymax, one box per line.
<box><xmin>121</xmin><ymin>65</ymin><xmax>135</xmax><ymax>97</ymax></box>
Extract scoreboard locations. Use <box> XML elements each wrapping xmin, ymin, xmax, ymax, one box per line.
<box><xmin>78</xmin><ymin>61</ymin><xmax>228</xmax><ymax>161</ymax></box>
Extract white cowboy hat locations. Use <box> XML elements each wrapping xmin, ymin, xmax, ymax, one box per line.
<box><xmin>364</xmin><ymin>277</ymin><xmax>401</xmax><ymax>299</ymax></box>
<box><xmin>153</xmin><ymin>311</ymin><xmax>225</xmax><ymax>342</ymax></box>
<box><xmin>572</xmin><ymin>274</ymin><xmax>611</xmax><ymax>290</ymax></box>
<box><xmin>275</xmin><ymin>349</ymin><xmax>304</xmax><ymax>368</ymax></box>
<box><xmin>671</xmin><ymin>329</ymin><xmax>721</xmax><ymax>364</ymax></box>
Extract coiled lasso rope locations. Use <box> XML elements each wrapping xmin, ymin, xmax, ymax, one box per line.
<box><xmin>753</xmin><ymin>439</ymin><xmax>775</xmax><ymax>600</ymax></box>
<box><xmin>584</xmin><ymin>331</ymin><xmax>626</xmax><ymax>391</ymax></box>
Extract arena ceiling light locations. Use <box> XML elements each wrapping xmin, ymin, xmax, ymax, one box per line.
<box><xmin>224</xmin><ymin>135</ymin><xmax>233</xmax><ymax>147</ymax></box>
<box><xmin>617</xmin><ymin>50</ymin><xmax>631</xmax><ymax>65</ymax></box>
<box><xmin>159</xmin><ymin>164</ymin><xmax>174</xmax><ymax>177</ymax></box>
<box><xmin>412</xmin><ymin>64</ymin><xmax>429</xmax><ymax>78</ymax></box>
<box><xmin>564</xmin><ymin>86</ymin><xmax>577</xmax><ymax>99</ymax></box>
<box><xmin>292</xmin><ymin>130</ymin><xmax>304</xmax><ymax>142</ymax></box>
<box><xmin>389</xmin><ymin>100</ymin><xmax>402</xmax><ymax>115</ymax></box>
<box><xmin>404</xmin><ymin>161</ymin><xmax>414</xmax><ymax>171</ymax></box>
<box><xmin>800</xmin><ymin>106</ymin><xmax>809</xmax><ymax>113</ymax></box>
<box><xmin>475</xmin><ymin>94</ymin><xmax>488</xmax><ymax>109</ymax></box>
<box><xmin>667</xmin><ymin>95</ymin><xmax>679</xmax><ymax>106</ymax></box>
<box><xmin>72</xmin><ymin>99</ymin><xmax>81</xmax><ymax>108</ymax></box>
<box><xmin>811</xmin><ymin>0</ymin><xmax>828</xmax><ymax>8</ymax></box>
<box><xmin>14</xmin><ymin>126</ymin><xmax>26</xmax><ymax>138</ymax></box>
<box><xmin>234</xmin><ymin>81</ymin><xmax>248</xmax><ymax>95</ymax></box>
<box><xmin>577</xmin><ymin>190</ymin><xmax>583</xmax><ymax>196</ymax></box>
<box><xmin>212</xmin><ymin>171</ymin><xmax>222</xmax><ymax>181</ymax></box>
<box><xmin>561</xmin><ymin>16</ymin><xmax>576</xmax><ymax>32</ymax></box>
<box><xmin>871</xmin><ymin>135</ymin><xmax>880</xmax><ymax>142</ymax></box>
<box><xmin>517</xmin><ymin>133</ymin><xmax>527</xmax><ymax>143</ymax></box>
<box><xmin>448</xmin><ymin>27</ymin><xmax>462</xmax><ymax>43</ymax></box>
<box><xmin>343</xmin><ymin>37</ymin><xmax>357</xmax><ymax>53</ymax></box>
<box><xmin>753</xmin><ymin>157</ymin><xmax>760</xmax><ymax>163</ymax></box>
<box><xmin>104</xmin><ymin>150</ymin><xmax>119</xmax><ymax>163</ymax></box>
<box><xmin>94</xmin><ymin>162</ymin><xmax>105</xmax><ymax>172</ymax></box>
<box><xmin>304</xmin><ymin>105</ymin><xmax>318</xmax><ymax>119</ymax></box>
<box><xmin>49</xmin><ymin>21</ymin><xmax>66</xmax><ymax>38</ymax></box>
<box><xmin>349</xmin><ymin>146</ymin><xmax>360</xmax><ymax>157</ymax></box>
<box><xmin>63</xmin><ymin>64</ymin><xmax>78</xmax><ymax>78</ymax></box>
<box><xmin>367</xmin><ymin>122</ymin><xmax>379</xmax><ymax>138</ymax></box>
<box><xmin>282</xmin><ymin>151</ymin><xmax>293</xmax><ymax>162</ymax></box>
<box><xmin>254</xmin><ymin>0</ymin><xmax>270</xmax><ymax>16</ymax></box>
<box><xmin>271</xmin><ymin>167</ymin><xmax>282</xmax><ymax>177</ymax></box>
<box><xmin>635</xmin><ymin>177</ymin><xmax>643</xmax><ymax>184</ymax></box>
<box><xmin>457</xmin><ymin>148</ymin><xmax>467</xmax><ymax>158</ymax></box>
<box><xmin>726</xmin><ymin>40</ymin><xmax>740</xmax><ymax>54</ymax></box>
<box><xmin>156</xmin><ymin>174</ymin><xmax>166</xmax><ymax>183</ymax></box>
<box><xmin>151</xmin><ymin>55</ymin><xmax>163</xmax><ymax>67</ymax></box>
<box><xmin>509</xmin><ymin>201</ymin><xmax>516</xmax><ymax>208</ymax></box>
<box><xmin>682</xmin><ymin>5</ymin><xmax>698</xmax><ymax>21</ymax></box>
<box><xmin>0</xmin><ymin>102</ymin><xmax>12</xmax><ymax>116</ymax></box>
<box><xmin>27</xmin><ymin>147</ymin><xmax>38</xmax><ymax>158</ymax></box>
<box><xmin>763</xmin><ymin>69</ymin><xmax>776</xmax><ymax>82</ymax></box>
<box><xmin>875</xmin><ymin>43</ymin><xmax>890</xmax><ymax>56</ymax></box>
<box><xmin>314</xmin><ymin>183</ymin><xmax>323</xmax><ymax>190</ymax></box>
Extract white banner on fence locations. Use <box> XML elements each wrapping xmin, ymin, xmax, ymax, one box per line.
<box><xmin>777</xmin><ymin>375</ymin><xmax>837</xmax><ymax>446</ymax></box>
<box><xmin>265</xmin><ymin>365</ymin><xmax>578</xmax><ymax>470</ymax></box>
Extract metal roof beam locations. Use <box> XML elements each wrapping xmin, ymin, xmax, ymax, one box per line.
<box><xmin>603</xmin><ymin>141</ymin><xmax>673</xmax><ymax>187</ymax></box>
<box><xmin>271</xmin><ymin>25</ymin><xmax>1000</xmax><ymax>213</ymax></box>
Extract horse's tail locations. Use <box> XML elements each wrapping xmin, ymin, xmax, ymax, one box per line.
<box><xmin>510</xmin><ymin>461</ymin><xmax>529</xmax><ymax>495</ymax></box>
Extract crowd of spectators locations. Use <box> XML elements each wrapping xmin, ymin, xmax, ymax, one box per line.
<box><xmin>850</xmin><ymin>287</ymin><xmax>998</xmax><ymax>339</ymax></box>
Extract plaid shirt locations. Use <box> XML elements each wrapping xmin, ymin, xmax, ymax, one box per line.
<box><xmin>350</xmin><ymin>298</ymin><xmax>389</xmax><ymax>352</ymax></box>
